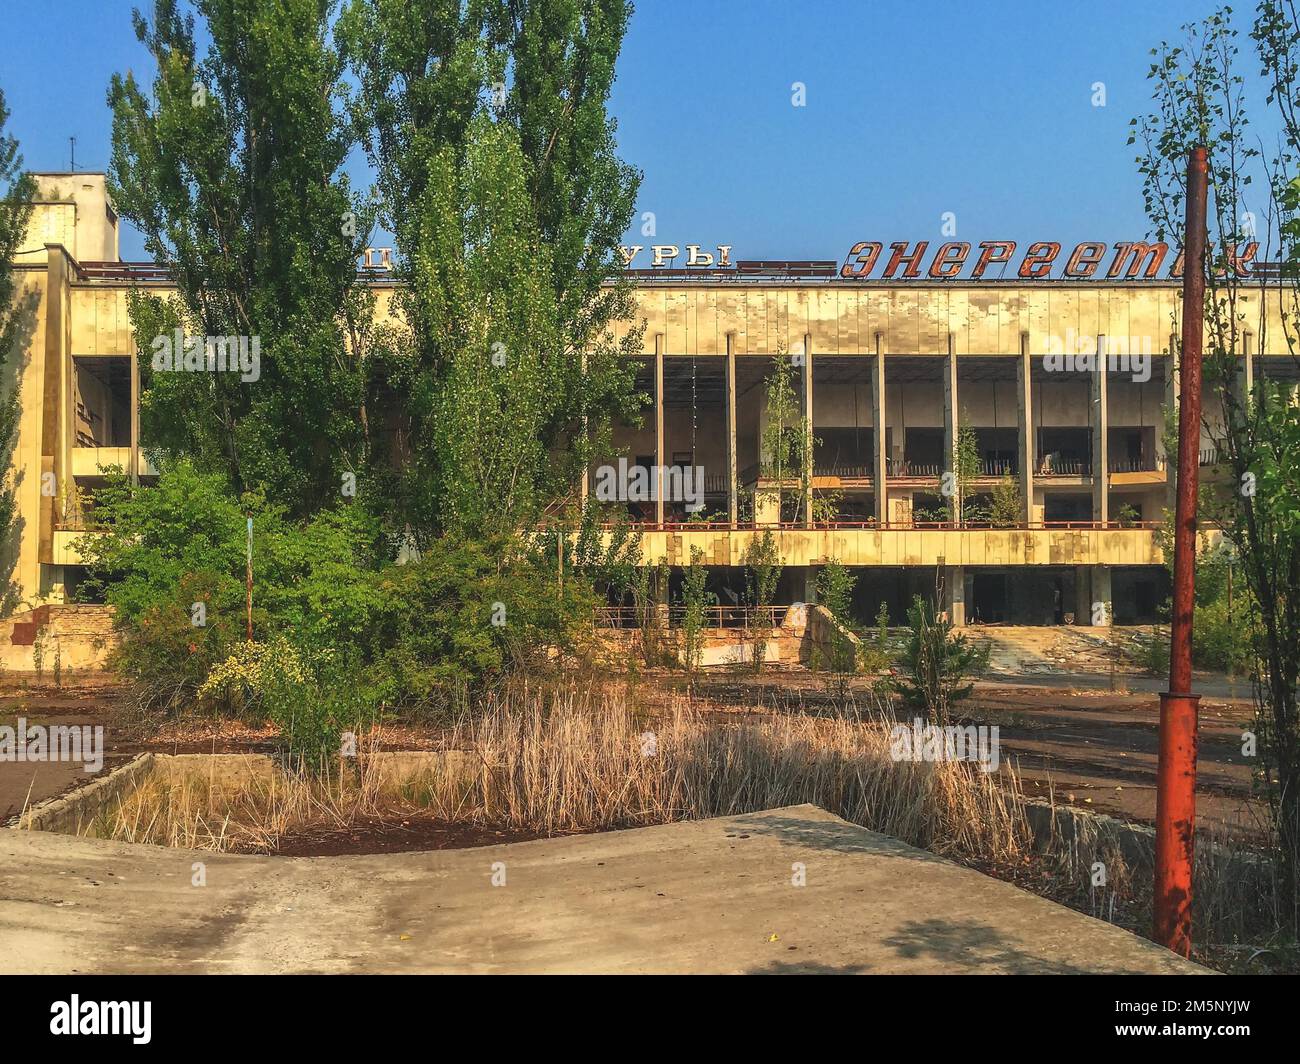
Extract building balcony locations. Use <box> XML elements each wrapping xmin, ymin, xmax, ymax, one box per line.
<box><xmin>613</xmin><ymin>523</ymin><xmax>1215</xmax><ymax>569</ymax></box>
<box><xmin>70</xmin><ymin>446</ymin><xmax>158</xmax><ymax>478</ymax></box>
<box><xmin>50</xmin><ymin>528</ymin><xmax>93</xmax><ymax>566</ymax></box>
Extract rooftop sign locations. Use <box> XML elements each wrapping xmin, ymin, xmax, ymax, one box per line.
<box><xmin>839</xmin><ymin>240</ymin><xmax>1259</xmax><ymax>280</ymax></box>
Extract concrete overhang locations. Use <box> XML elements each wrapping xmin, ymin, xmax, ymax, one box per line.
<box><xmin>629</xmin><ymin>527</ymin><xmax>1221</xmax><ymax>568</ymax></box>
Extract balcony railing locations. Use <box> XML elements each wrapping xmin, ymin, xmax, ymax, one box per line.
<box><xmin>813</xmin><ymin>464</ymin><xmax>873</xmax><ymax>479</ymax></box>
<box><xmin>1107</xmin><ymin>457</ymin><xmax>1163</xmax><ymax>474</ymax></box>
<box><xmin>887</xmin><ymin>459</ymin><xmax>942</xmax><ymax>478</ymax></box>
<box><xmin>1036</xmin><ymin>456</ymin><xmax>1092</xmax><ymax>476</ymax></box>
<box><xmin>557</xmin><ymin>518</ymin><xmax>1160</xmax><ymax>532</ymax></box>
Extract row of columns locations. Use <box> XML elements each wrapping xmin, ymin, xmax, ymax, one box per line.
<box><xmin>625</xmin><ymin>329</ymin><xmax>1207</xmax><ymax>534</ymax></box>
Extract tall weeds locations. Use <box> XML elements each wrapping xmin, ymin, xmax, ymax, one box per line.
<box><xmin>86</xmin><ymin>683</ymin><xmax>1029</xmax><ymax>866</ymax></box>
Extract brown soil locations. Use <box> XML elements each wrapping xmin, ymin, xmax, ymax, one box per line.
<box><xmin>266</xmin><ymin>815</ymin><xmax>568</xmax><ymax>856</ymax></box>
<box><xmin>0</xmin><ymin>674</ymin><xmax>133</xmax><ymax>821</ymax></box>
<box><xmin>964</xmin><ymin>681</ymin><xmax>1261</xmax><ymax>837</ymax></box>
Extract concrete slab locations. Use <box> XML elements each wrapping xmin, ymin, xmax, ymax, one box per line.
<box><xmin>0</xmin><ymin>804</ymin><xmax>1208</xmax><ymax>974</ymax></box>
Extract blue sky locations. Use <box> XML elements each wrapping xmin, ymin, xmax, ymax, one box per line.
<box><xmin>0</xmin><ymin>0</ymin><xmax>1248</xmax><ymax>262</ymax></box>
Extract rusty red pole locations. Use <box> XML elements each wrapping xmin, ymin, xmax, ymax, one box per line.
<box><xmin>1154</xmin><ymin>145</ymin><xmax>1207</xmax><ymax>957</ymax></box>
<box><xmin>246</xmin><ymin>515</ymin><xmax>254</xmax><ymax>642</ymax></box>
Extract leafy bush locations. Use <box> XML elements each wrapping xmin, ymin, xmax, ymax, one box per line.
<box><xmin>815</xmin><ymin>559</ymin><xmax>860</xmax><ymax>677</ymax></box>
<box><xmin>261</xmin><ymin>644</ymin><xmax>376</xmax><ymax>766</ymax></box>
<box><xmin>895</xmin><ymin>595</ymin><xmax>989</xmax><ymax>724</ymax></box>
<box><xmin>74</xmin><ymin>462</ymin><xmax>382</xmax><ymax>715</ymax></box>
<box><xmin>196</xmin><ymin>637</ymin><xmax>310</xmax><ymax>719</ymax></box>
<box><xmin>1192</xmin><ymin>594</ymin><xmax>1257</xmax><ymax>675</ymax></box>
<box><xmin>77</xmin><ymin>463</ymin><xmax>595</xmax><ymax>723</ymax></box>
<box><xmin>343</xmin><ymin>535</ymin><xmax>595</xmax><ymax>715</ymax></box>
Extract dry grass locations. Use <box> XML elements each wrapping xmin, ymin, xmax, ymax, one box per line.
<box><xmin>84</xmin><ymin>682</ymin><xmax>1032</xmax><ymax>867</ymax></box>
<box><xmin>75</xmin><ymin>680</ymin><xmax>1297</xmax><ymax>969</ymax></box>
<box><xmin>84</xmin><ymin>758</ymin><xmax>394</xmax><ymax>852</ymax></box>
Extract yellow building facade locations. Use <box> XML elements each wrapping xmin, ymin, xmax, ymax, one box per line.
<box><xmin>6</xmin><ymin>175</ymin><xmax>1295</xmax><ymax>626</ymax></box>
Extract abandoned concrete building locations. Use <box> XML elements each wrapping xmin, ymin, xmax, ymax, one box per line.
<box><xmin>7</xmin><ymin>173</ymin><xmax>1297</xmax><ymax>628</ymax></box>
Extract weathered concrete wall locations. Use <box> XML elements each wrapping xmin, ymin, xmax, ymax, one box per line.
<box><xmin>0</xmin><ymin>603</ymin><xmax>116</xmax><ymax>672</ymax></box>
<box><xmin>805</xmin><ymin>604</ymin><xmax>862</xmax><ymax>669</ymax></box>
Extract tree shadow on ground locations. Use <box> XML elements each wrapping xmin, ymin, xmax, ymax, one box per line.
<box><xmin>879</xmin><ymin>917</ymin><xmax>1155</xmax><ymax>974</ymax></box>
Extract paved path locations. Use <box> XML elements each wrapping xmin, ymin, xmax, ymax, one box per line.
<box><xmin>0</xmin><ymin>805</ymin><xmax>1207</xmax><ymax>974</ymax></box>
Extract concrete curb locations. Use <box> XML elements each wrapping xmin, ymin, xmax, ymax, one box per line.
<box><xmin>5</xmin><ymin>752</ymin><xmax>155</xmax><ymax>834</ymax></box>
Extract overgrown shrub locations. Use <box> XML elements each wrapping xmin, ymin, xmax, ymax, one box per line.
<box><xmin>895</xmin><ymin>594</ymin><xmax>989</xmax><ymax>724</ymax></box>
<box><xmin>815</xmin><ymin>559</ymin><xmax>859</xmax><ymax>678</ymax></box>
<box><xmin>344</xmin><ymin>535</ymin><xmax>595</xmax><ymax>715</ymax></box>
<box><xmin>680</xmin><ymin>547</ymin><xmax>715</xmax><ymax>672</ymax></box>
<box><xmin>859</xmin><ymin>600</ymin><xmax>895</xmax><ymax>675</ymax></box>
<box><xmin>76</xmin><ymin>463</ymin><xmax>595</xmax><ymax>722</ymax></box>
<box><xmin>743</xmin><ymin>530</ymin><xmax>782</xmax><ymax>671</ymax></box>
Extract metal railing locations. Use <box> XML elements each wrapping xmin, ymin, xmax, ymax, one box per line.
<box><xmin>813</xmin><ymin>464</ymin><xmax>873</xmax><ymax>479</ymax></box>
<box><xmin>1108</xmin><ymin>457</ymin><xmax>1164</xmax><ymax>473</ymax></box>
<box><xmin>887</xmin><ymin>459</ymin><xmax>942</xmax><ymax>478</ymax></box>
<box><xmin>595</xmin><ymin>605</ymin><xmax>788</xmax><ymax>629</ymax></box>
<box><xmin>1036</xmin><ymin>457</ymin><xmax>1092</xmax><ymax>476</ymax></box>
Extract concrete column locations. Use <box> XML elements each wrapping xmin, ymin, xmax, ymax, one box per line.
<box><xmin>802</xmin><ymin>567</ymin><xmax>818</xmax><ymax>606</ymax></box>
<box><xmin>942</xmin><ymin>333</ymin><xmax>959</xmax><ymax>522</ymax></box>
<box><xmin>725</xmin><ymin>333</ymin><xmax>738</xmax><ymax>526</ymax></box>
<box><xmin>40</xmin><ymin>245</ymin><xmax>68</xmax><ymax>578</ymax></box>
<box><xmin>945</xmin><ymin>565</ymin><xmax>966</xmax><ymax>626</ymax></box>
<box><xmin>130</xmin><ymin>347</ymin><xmax>141</xmax><ymax>488</ymax></box>
<box><xmin>801</xmin><ymin>333</ymin><xmax>813</xmax><ymax>529</ymax></box>
<box><xmin>1234</xmin><ymin>329</ymin><xmax>1255</xmax><ymax>423</ymax></box>
<box><xmin>1162</xmin><ymin>335</ymin><xmax>1179</xmax><ymax>513</ymax></box>
<box><xmin>1016</xmin><ymin>331</ymin><xmax>1034</xmax><ymax>525</ymax></box>
<box><xmin>872</xmin><ymin>335</ymin><xmax>888</xmax><ymax>526</ymax></box>
<box><xmin>1090</xmin><ymin>334</ymin><xmax>1108</xmax><ymax>524</ymax></box>
<box><xmin>754</xmin><ymin>487</ymin><xmax>781</xmax><ymax>524</ymax></box>
<box><xmin>1074</xmin><ymin>566</ymin><xmax>1091</xmax><ymax>626</ymax></box>
<box><xmin>1091</xmin><ymin>565</ymin><xmax>1113</xmax><ymax>626</ymax></box>
<box><xmin>654</xmin><ymin>334</ymin><xmax>665</xmax><ymax>528</ymax></box>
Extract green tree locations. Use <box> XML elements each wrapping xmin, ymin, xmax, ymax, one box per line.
<box><xmin>107</xmin><ymin>0</ymin><xmax>374</xmax><ymax>515</ymax></box>
<box><xmin>815</xmin><ymin>558</ymin><xmax>859</xmax><ymax>678</ymax></box>
<box><xmin>815</xmin><ymin>559</ymin><xmax>856</xmax><ymax>623</ymax></box>
<box><xmin>0</xmin><ymin>89</ymin><xmax>35</xmax><ymax>612</ymax></box>
<box><xmin>948</xmin><ymin>419</ymin><xmax>982</xmax><ymax>525</ymax></box>
<box><xmin>896</xmin><ymin>593</ymin><xmax>988</xmax><ymax>725</ymax></box>
<box><xmin>631</xmin><ymin>560</ymin><xmax>667</xmax><ymax>667</ymax></box>
<box><xmin>743</xmin><ymin>529</ymin><xmax>782</xmax><ymax>671</ymax></box>
<box><xmin>342</xmin><ymin>0</ymin><xmax>645</xmax><ymax>540</ymax></box>
<box><xmin>989</xmin><ymin>475</ymin><xmax>1020</xmax><ymax>528</ymax></box>
<box><xmin>759</xmin><ymin>348</ymin><xmax>814</xmax><ymax>523</ymax></box>
<box><xmin>680</xmin><ymin>546</ymin><xmax>715</xmax><ymax>672</ymax></box>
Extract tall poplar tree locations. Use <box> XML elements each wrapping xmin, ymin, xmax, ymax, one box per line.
<box><xmin>342</xmin><ymin>0</ymin><xmax>645</xmax><ymax>540</ymax></box>
<box><xmin>107</xmin><ymin>0</ymin><xmax>374</xmax><ymax>515</ymax></box>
